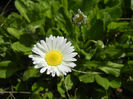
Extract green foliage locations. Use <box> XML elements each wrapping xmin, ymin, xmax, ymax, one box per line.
<box><xmin>131</xmin><ymin>0</ymin><xmax>133</xmax><ymax>10</ymax></box>
<box><xmin>95</xmin><ymin>75</ymin><xmax>110</xmax><ymax>90</ymax></box>
<box><xmin>57</xmin><ymin>79</ymin><xmax>66</xmax><ymax>98</ymax></box>
<box><xmin>0</xmin><ymin>60</ymin><xmax>21</xmax><ymax>78</ymax></box>
<box><xmin>64</xmin><ymin>75</ymin><xmax>73</xmax><ymax>90</ymax></box>
<box><xmin>99</xmin><ymin>61</ymin><xmax>124</xmax><ymax>77</ymax></box>
<box><xmin>23</xmin><ymin>67</ymin><xmax>41</xmax><ymax>81</ymax></box>
<box><xmin>7</xmin><ymin>28</ymin><xmax>23</xmax><ymax>39</ymax></box>
<box><xmin>12</xmin><ymin>42</ymin><xmax>31</xmax><ymax>55</ymax></box>
<box><xmin>0</xmin><ymin>0</ymin><xmax>133</xmax><ymax>98</ymax></box>
<box><xmin>79</xmin><ymin>74</ymin><xmax>95</xmax><ymax>83</ymax></box>
<box><xmin>15</xmin><ymin>0</ymin><xmax>31</xmax><ymax>22</ymax></box>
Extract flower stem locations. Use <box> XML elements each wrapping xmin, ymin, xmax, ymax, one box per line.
<box><xmin>72</xmin><ymin>69</ymin><xmax>102</xmax><ymax>74</ymax></box>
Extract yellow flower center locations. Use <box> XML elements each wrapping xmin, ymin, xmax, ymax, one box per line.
<box><xmin>76</xmin><ymin>13</ymin><xmax>83</xmax><ymax>22</ymax></box>
<box><xmin>45</xmin><ymin>50</ymin><xmax>62</xmax><ymax>66</ymax></box>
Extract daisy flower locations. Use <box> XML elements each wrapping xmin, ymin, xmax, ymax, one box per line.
<box><xmin>73</xmin><ymin>9</ymin><xmax>87</xmax><ymax>25</ymax></box>
<box><xmin>29</xmin><ymin>35</ymin><xmax>77</xmax><ymax>77</ymax></box>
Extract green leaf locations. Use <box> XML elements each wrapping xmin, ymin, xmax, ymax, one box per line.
<box><xmin>65</xmin><ymin>74</ymin><xmax>73</xmax><ymax>90</ymax></box>
<box><xmin>99</xmin><ymin>67</ymin><xmax>120</xmax><ymax>77</ymax></box>
<box><xmin>126</xmin><ymin>52</ymin><xmax>133</xmax><ymax>56</ymax></box>
<box><xmin>61</xmin><ymin>0</ymin><xmax>68</xmax><ymax>11</ymax></box>
<box><xmin>0</xmin><ymin>60</ymin><xmax>20</xmax><ymax>78</ymax></box>
<box><xmin>103</xmin><ymin>46</ymin><xmax>122</xmax><ymax>58</ymax></box>
<box><xmin>0</xmin><ymin>60</ymin><xmax>11</xmax><ymax>67</ymax></box>
<box><xmin>0</xmin><ymin>36</ymin><xmax>4</xmax><ymax>44</ymax></box>
<box><xmin>0</xmin><ymin>70</ymin><xmax>7</xmax><ymax>79</ymax></box>
<box><xmin>97</xmin><ymin>2</ymin><xmax>122</xmax><ymax>28</ymax></box>
<box><xmin>27</xmin><ymin>19</ymin><xmax>45</xmax><ymax>33</ymax></box>
<box><xmin>87</xmin><ymin>20</ymin><xmax>105</xmax><ymax>40</ymax></box>
<box><xmin>131</xmin><ymin>0</ymin><xmax>133</xmax><ymax>10</ymax></box>
<box><xmin>107</xmin><ymin>61</ymin><xmax>124</xmax><ymax>69</ymax></box>
<box><xmin>79</xmin><ymin>74</ymin><xmax>95</xmax><ymax>83</ymax></box>
<box><xmin>11</xmin><ymin>42</ymin><xmax>31</xmax><ymax>54</ymax></box>
<box><xmin>16</xmin><ymin>81</ymin><xmax>28</xmax><ymax>91</ymax></box>
<box><xmin>107</xmin><ymin>22</ymin><xmax>129</xmax><ymax>32</ymax></box>
<box><xmin>95</xmin><ymin>75</ymin><xmax>110</xmax><ymax>90</ymax></box>
<box><xmin>15</xmin><ymin>0</ymin><xmax>30</xmax><ymax>22</ymax></box>
<box><xmin>55</xmin><ymin>7</ymin><xmax>73</xmax><ymax>36</ymax></box>
<box><xmin>29</xmin><ymin>94</ymin><xmax>42</xmax><ymax>99</ymax></box>
<box><xmin>128</xmin><ymin>60</ymin><xmax>133</xmax><ymax>65</ymax></box>
<box><xmin>106</xmin><ymin>4</ymin><xmax>122</xmax><ymax>18</ymax></box>
<box><xmin>7</xmin><ymin>28</ymin><xmax>22</xmax><ymax>39</ymax></box>
<box><xmin>43</xmin><ymin>91</ymin><xmax>54</xmax><ymax>99</ymax></box>
<box><xmin>99</xmin><ymin>61</ymin><xmax>124</xmax><ymax>77</ymax></box>
<box><xmin>104</xmin><ymin>0</ymin><xmax>109</xmax><ymax>4</ymax></box>
<box><xmin>57</xmin><ymin>79</ymin><xmax>65</xmax><ymax>98</ymax></box>
<box><xmin>109</xmin><ymin>79</ymin><xmax>121</xmax><ymax>88</ymax></box>
<box><xmin>32</xmin><ymin>81</ymin><xmax>44</xmax><ymax>93</ymax></box>
<box><xmin>23</xmin><ymin>67</ymin><xmax>41</xmax><ymax>81</ymax></box>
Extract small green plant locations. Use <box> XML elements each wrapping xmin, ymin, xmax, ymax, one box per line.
<box><xmin>0</xmin><ymin>0</ymin><xmax>133</xmax><ymax>98</ymax></box>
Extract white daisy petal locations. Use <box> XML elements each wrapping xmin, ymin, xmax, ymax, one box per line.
<box><xmin>52</xmin><ymin>37</ymin><xmax>57</xmax><ymax>49</ymax></box>
<box><xmin>29</xmin><ymin>54</ymin><xmax>44</xmax><ymax>64</ymax></box>
<box><xmin>62</xmin><ymin>65</ymin><xmax>72</xmax><ymax>72</ymax></box>
<box><xmin>29</xmin><ymin>35</ymin><xmax>78</xmax><ymax>77</ymax></box>
<box><xmin>28</xmin><ymin>55</ymin><xmax>33</xmax><ymax>58</ymax></box>
<box><xmin>52</xmin><ymin>72</ymin><xmax>55</xmax><ymax>77</ymax></box>
<box><xmin>46</xmin><ymin>69</ymin><xmax>51</xmax><ymax>75</ymax></box>
<box><xmin>40</xmin><ymin>40</ymin><xmax>49</xmax><ymax>52</ymax></box>
<box><xmin>63</xmin><ymin>52</ymin><xmax>78</xmax><ymax>59</ymax></box>
<box><xmin>46</xmin><ymin>36</ymin><xmax>53</xmax><ymax>51</ymax></box>
<box><xmin>63</xmin><ymin>57</ymin><xmax>77</xmax><ymax>61</ymax></box>
<box><xmin>55</xmin><ymin>37</ymin><xmax>63</xmax><ymax>50</ymax></box>
<box><xmin>62</xmin><ymin>62</ymin><xmax>76</xmax><ymax>68</ymax></box>
<box><xmin>58</xmin><ymin>39</ymin><xmax>67</xmax><ymax>52</ymax></box>
<box><xmin>63</xmin><ymin>46</ymin><xmax>74</xmax><ymax>55</ymax></box>
<box><xmin>58</xmin><ymin>65</ymin><xmax>66</xmax><ymax>75</ymax></box>
<box><xmin>36</xmin><ymin>43</ymin><xmax>46</xmax><ymax>52</ymax></box>
<box><xmin>58</xmin><ymin>65</ymin><xmax>71</xmax><ymax>74</ymax></box>
<box><xmin>54</xmin><ymin>67</ymin><xmax>61</xmax><ymax>77</ymax></box>
<box><xmin>32</xmin><ymin>46</ymin><xmax>45</xmax><ymax>57</ymax></box>
<box><xmin>65</xmin><ymin>41</ymin><xmax>72</xmax><ymax>48</ymax></box>
<box><xmin>34</xmin><ymin>65</ymin><xmax>43</xmax><ymax>69</ymax></box>
<box><xmin>40</xmin><ymin>67</ymin><xmax>47</xmax><ymax>73</ymax></box>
